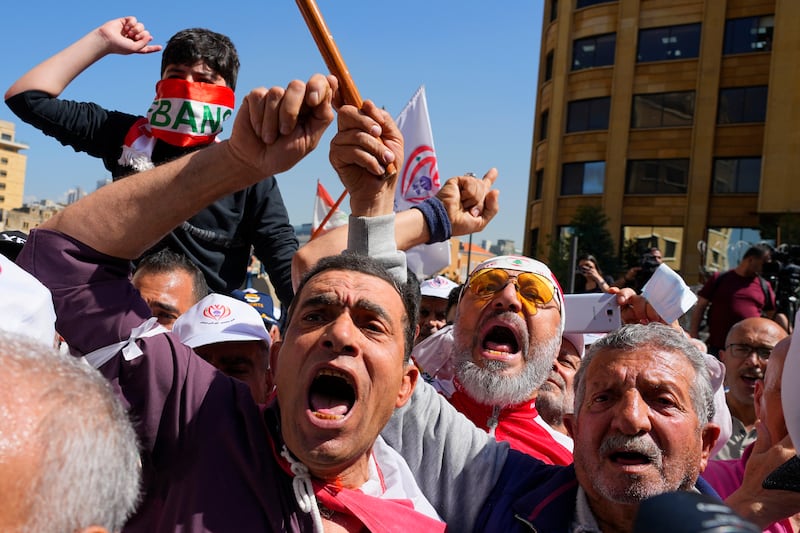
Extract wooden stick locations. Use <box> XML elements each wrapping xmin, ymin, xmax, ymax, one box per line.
<box><xmin>295</xmin><ymin>0</ymin><xmax>397</xmax><ymax>178</ymax></box>
<box><xmin>311</xmin><ymin>189</ymin><xmax>348</xmax><ymax>240</ymax></box>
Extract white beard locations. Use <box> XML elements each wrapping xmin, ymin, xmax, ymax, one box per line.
<box><xmin>453</xmin><ymin>312</ymin><xmax>560</xmax><ymax>407</ymax></box>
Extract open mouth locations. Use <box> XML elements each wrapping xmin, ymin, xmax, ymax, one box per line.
<box><xmin>308</xmin><ymin>369</ymin><xmax>356</xmax><ymax>420</ymax></box>
<box><xmin>609</xmin><ymin>451</ymin><xmax>652</xmax><ymax>466</ymax></box>
<box><xmin>482</xmin><ymin>325</ymin><xmax>520</xmax><ymax>355</ymax></box>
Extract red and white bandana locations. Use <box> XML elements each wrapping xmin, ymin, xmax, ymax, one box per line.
<box><xmin>118</xmin><ymin>79</ymin><xmax>235</xmax><ymax>171</ymax></box>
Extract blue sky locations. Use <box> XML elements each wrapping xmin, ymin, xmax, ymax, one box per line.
<box><xmin>1</xmin><ymin>1</ymin><xmax>543</xmax><ymax>247</ymax></box>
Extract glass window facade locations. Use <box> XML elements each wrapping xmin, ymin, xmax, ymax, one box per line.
<box><xmin>713</xmin><ymin>157</ymin><xmax>762</xmax><ymax>193</ymax></box>
<box><xmin>561</xmin><ymin>161</ymin><xmax>606</xmax><ymax>195</ymax></box>
<box><xmin>723</xmin><ymin>16</ymin><xmax>774</xmax><ymax>55</ymax></box>
<box><xmin>626</xmin><ymin>159</ymin><xmax>689</xmax><ymax>194</ymax></box>
<box><xmin>572</xmin><ymin>33</ymin><xmax>616</xmax><ymax>70</ymax></box>
<box><xmin>631</xmin><ymin>91</ymin><xmax>695</xmax><ymax>128</ymax></box>
<box><xmin>717</xmin><ymin>86</ymin><xmax>768</xmax><ymax>124</ymax></box>
<box><xmin>637</xmin><ymin>23</ymin><xmax>701</xmax><ymax>62</ymax></box>
<box><xmin>567</xmin><ymin>97</ymin><xmax>611</xmax><ymax>132</ymax></box>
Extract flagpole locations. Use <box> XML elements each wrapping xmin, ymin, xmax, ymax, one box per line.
<box><xmin>295</xmin><ymin>0</ymin><xmax>397</xmax><ymax>179</ymax></box>
<box><xmin>310</xmin><ymin>190</ymin><xmax>348</xmax><ymax>240</ymax></box>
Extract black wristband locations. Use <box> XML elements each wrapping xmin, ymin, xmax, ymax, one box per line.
<box><xmin>412</xmin><ymin>196</ymin><xmax>452</xmax><ymax>244</ymax></box>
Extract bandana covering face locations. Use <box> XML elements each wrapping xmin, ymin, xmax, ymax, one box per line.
<box><xmin>147</xmin><ymin>78</ymin><xmax>235</xmax><ymax>146</ymax></box>
<box><xmin>469</xmin><ymin>255</ymin><xmax>565</xmax><ymax>330</ymax></box>
<box><xmin>118</xmin><ymin>79</ymin><xmax>235</xmax><ymax>172</ymax></box>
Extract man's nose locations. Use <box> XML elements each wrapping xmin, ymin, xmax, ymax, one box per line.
<box><xmin>320</xmin><ymin>315</ymin><xmax>358</xmax><ymax>355</ymax></box>
<box><xmin>611</xmin><ymin>390</ymin><xmax>652</xmax><ymax>435</ymax></box>
<box><xmin>492</xmin><ymin>281</ymin><xmax>523</xmax><ymax>313</ymax></box>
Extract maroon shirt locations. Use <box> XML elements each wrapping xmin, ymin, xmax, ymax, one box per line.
<box><xmin>18</xmin><ymin>229</ymin><xmax>312</xmax><ymax>532</ymax></box>
<box><xmin>698</xmin><ymin>270</ymin><xmax>775</xmax><ymax>351</ymax></box>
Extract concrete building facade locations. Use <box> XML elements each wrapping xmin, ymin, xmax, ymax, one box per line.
<box><xmin>525</xmin><ymin>0</ymin><xmax>800</xmax><ymax>281</ymax></box>
<box><xmin>0</xmin><ymin>120</ymin><xmax>29</xmax><ymax>210</ymax></box>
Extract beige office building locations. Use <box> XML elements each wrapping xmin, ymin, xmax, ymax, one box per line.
<box><xmin>0</xmin><ymin>120</ymin><xmax>28</xmax><ymax>210</ymax></box>
<box><xmin>526</xmin><ymin>0</ymin><xmax>800</xmax><ymax>281</ymax></box>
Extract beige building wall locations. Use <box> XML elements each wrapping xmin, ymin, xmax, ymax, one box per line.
<box><xmin>0</xmin><ymin>120</ymin><xmax>29</xmax><ymax>210</ymax></box>
<box><xmin>526</xmin><ymin>0</ymin><xmax>796</xmax><ymax>281</ymax></box>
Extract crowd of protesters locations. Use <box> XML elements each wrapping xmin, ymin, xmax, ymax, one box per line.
<box><xmin>2</xmin><ymin>15</ymin><xmax>800</xmax><ymax>533</ymax></box>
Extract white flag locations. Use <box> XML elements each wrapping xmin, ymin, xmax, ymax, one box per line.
<box><xmin>395</xmin><ymin>86</ymin><xmax>441</xmax><ymax>211</ymax></box>
<box><xmin>395</xmin><ymin>86</ymin><xmax>450</xmax><ymax>277</ymax></box>
<box><xmin>312</xmin><ymin>180</ymin><xmax>348</xmax><ymax>235</ymax></box>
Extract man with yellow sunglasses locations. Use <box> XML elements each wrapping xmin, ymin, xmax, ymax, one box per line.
<box><xmin>443</xmin><ymin>255</ymin><xmax>574</xmax><ymax>466</ymax></box>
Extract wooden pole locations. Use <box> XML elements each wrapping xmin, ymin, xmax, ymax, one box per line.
<box><xmin>295</xmin><ymin>0</ymin><xmax>397</xmax><ymax>179</ymax></box>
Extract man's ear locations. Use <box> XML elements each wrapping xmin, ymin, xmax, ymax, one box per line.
<box><xmin>699</xmin><ymin>423</ymin><xmax>722</xmax><ymax>472</ymax></box>
<box><xmin>395</xmin><ymin>362</ymin><xmax>419</xmax><ymax>408</ymax></box>
<box><xmin>563</xmin><ymin>413</ymin><xmax>576</xmax><ymax>439</ymax></box>
<box><xmin>269</xmin><ymin>340</ymin><xmax>282</xmax><ymax>377</ymax></box>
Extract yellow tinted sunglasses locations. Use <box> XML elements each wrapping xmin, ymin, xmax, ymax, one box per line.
<box><xmin>466</xmin><ymin>268</ymin><xmax>557</xmax><ymax>315</ymax></box>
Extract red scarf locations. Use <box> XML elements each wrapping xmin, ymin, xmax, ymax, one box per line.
<box><xmin>146</xmin><ymin>78</ymin><xmax>235</xmax><ymax>147</ymax></box>
<box><xmin>313</xmin><ymin>482</ymin><xmax>445</xmax><ymax>532</ymax></box>
<box><xmin>276</xmin><ymin>444</ymin><xmax>445</xmax><ymax>533</ymax></box>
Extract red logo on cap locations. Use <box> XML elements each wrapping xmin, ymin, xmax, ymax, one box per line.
<box><xmin>203</xmin><ymin>304</ymin><xmax>231</xmax><ymax>321</ymax></box>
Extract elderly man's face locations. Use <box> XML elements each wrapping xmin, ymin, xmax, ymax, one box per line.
<box><xmin>537</xmin><ymin>337</ymin><xmax>582</xmax><ymax>423</ymax></box>
<box><xmin>569</xmin><ymin>347</ymin><xmax>718</xmax><ymax>505</ymax></box>
<box><xmin>272</xmin><ymin>269</ymin><xmax>416</xmax><ymax>484</ymax></box>
<box><xmin>453</xmin><ymin>268</ymin><xmax>561</xmax><ymax>406</ymax></box>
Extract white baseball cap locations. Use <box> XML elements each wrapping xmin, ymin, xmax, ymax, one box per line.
<box><xmin>420</xmin><ymin>275</ymin><xmax>459</xmax><ymax>299</ymax></box>
<box><xmin>173</xmin><ymin>293</ymin><xmax>271</xmax><ymax>349</ymax></box>
<box><xmin>0</xmin><ymin>254</ymin><xmax>56</xmax><ymax>347</ymax></box>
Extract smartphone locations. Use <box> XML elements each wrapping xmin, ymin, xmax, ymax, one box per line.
<box><xmin>563</xmin><ymin>293</ymin><xmax>622</xmax><ymax>333</ymax></box>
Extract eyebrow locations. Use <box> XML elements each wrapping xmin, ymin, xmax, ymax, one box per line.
<box><xmin>148</xmin><ymin>300</ymin><xmax>181</xmax><ymax>316</ymax></box>
<box><xmin>301</xmin><ymin>293</ymin><xmax>394</xmax><ymax>324</ymax></box>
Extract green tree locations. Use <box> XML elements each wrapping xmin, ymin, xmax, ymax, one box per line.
<box><xmin>547</xmin><ymin>205</ymin><xmax>620</xmax><ymax>292</ymax></box>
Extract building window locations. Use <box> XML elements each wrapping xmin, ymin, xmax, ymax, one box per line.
<box><xmin>572</xmin><ymin>33</ymin><xmax>616</xmax><ymax>71</ymax></box>
<box><xmin>576</xmin><ymin>0</ymin><xmax>616</xmax><ymax>7</ymax></box>
<box><xmin>626</xmin><ymin>159</ymin><xmax>689</xmax><ymax>194</ymax></box>
<box><xmin>561</xmin><ymin>161</ymin><xmax>605</xmax><ymax>195</ymax></box>
<box><xmin>550</xmin><ymin>0</ymin><xmax>558</xmax><ymax>22</ymax></box>
<box><xmin>0</xmin><ymin>183</ymin><xmax>5</xmax><ymax>190</ymax></box>
<box><xmin>663</xmin><ymin>239</ymin><xmax>677</xmax><ymax>259</ymax></box>
<box><xmin>1</xmin><ymin>134</ymin><xmax>11</xmax><ymax>142</ymax></box>
<box><xmin>631</xmin><ymin>91</ymin><xmax>695</xmax><ymax>128</ymax></box>
<box><xmin>723</xmin><ymin>16</ymin><xmax>774</xmax><ymax>55</ymax></box>
<box><xmin>544</xmin><ymin>51</ymin><xmax>554</xmax><ymax>82</ymax></box>
<box><xmin>0</xmin><ymin>158</ymin><xmax>7</xmax><ymax>165</ymax></box>
<box><xmin>713</xmin><ymin>157</ymin><xmax>761</xmax><ymax>193</ymax></box>
<box><xmin>637</xmin><ymin>23</ymin><xmax>701</xmax><ymax>63</ymax></box>
<box><xmin>535</xmin><ymin>169</ymin><xmax>544</xmax><ymax>200</ymax></box>
<box><xmin>567</xmin><ymin>97</ymin><xmax>610</xmax><ymax>133</ymax></box>
<box><xmin>0</xmin><ymin>170</ymin><xmax>6</xmax><ymax>177</ymax></box>
<box><xmin>718</xmin><ymin>86</ymin><xmax>768</xmax><ymax>124</ymax></box>
<box><xmin>540</xmin><ymin>109</ymin><xmax>550</xmax><ymax>140</ymax></box>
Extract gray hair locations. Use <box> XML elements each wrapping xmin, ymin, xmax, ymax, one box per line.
<box><xmin>0</xmin><ymin>332</ymin><xmax>140</xmax><ymax>532</ymax></box>
<box><xmin>574</xmin><ymin>324</ymin><xmax>714</xmax><ymax>424</ymax></box>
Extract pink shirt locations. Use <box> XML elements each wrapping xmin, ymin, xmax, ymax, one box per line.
<box><xmin>703</xmin><ymin>444</ymin><xmax>794</xmax><ymax>533</ymax></box>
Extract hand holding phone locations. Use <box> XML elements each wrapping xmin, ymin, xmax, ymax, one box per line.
<box><xmin>563</xmin><ymin>293</ymin><xmax>622</xmax><ymax>333</ymax></box>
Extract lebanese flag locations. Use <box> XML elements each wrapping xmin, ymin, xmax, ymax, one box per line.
<box><xmin>312</xmin><ymin>180</ymin><xmax>348</xmax><ymax>235</ymax></box>
<box><xmin>395</xmin><ymin>86</ymin><xmax>449</xmax><ymax>277</ymax></box>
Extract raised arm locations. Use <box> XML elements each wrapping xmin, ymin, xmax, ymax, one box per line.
<box><xmin>292</xmin><ymin>167</ymin><xmax>499</xmax><ymax>287</ymax></box>
<box><xmin>40</xmin><ymin>75</ymin><xmax>337</xmax><ymax>258</ymax></box>
<box><xmin>5</xmin><ymin>17</ymin><xmax>161</xmax><ymax>100</ymax></box>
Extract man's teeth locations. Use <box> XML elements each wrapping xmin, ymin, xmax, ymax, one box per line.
<box><xmin>313</xmin><ymin>412</ymin><xmax>344</xmax><ymax>420</ymax></box>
